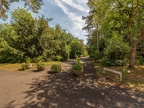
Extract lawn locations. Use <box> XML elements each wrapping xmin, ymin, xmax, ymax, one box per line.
<box><xmin>0</xmin><ymin>61</ymin><xmax>60</xmax><ymax>72</ymax></box>
<box><xmin>95</xmin><ymin>63</ymin><xmax>144</xmax><ymax>90</ymax></box>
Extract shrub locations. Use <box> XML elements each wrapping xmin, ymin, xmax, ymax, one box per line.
<box><xmin>72</xmin><ymin>63</ymin><xmax>83</xmax><ymax>76</ymax></box>
<box><xmin>55</xmin><ymin>55</ymin><xmax>63</xmax><ymax>61</ymax></box>
<box><xmin>76</xmin><ymin>56</ymin><xmax>81</xmax><ymax>64</ymax></box>
<box><xmin>72</xmin><ymin>63</ymin><xmax>83</xmax><ymax>71</ymax></box>
<box><xmin>25</xmin><ymin>57</ymin><xmax>31</xmax><ymax>64</ymax></box>
<box><xmin>36</xmin><ymin>61</ymin><xmax>45</xmax><ymax>71</ymax></box>
<box><xmin>50</xmin><ymin>63</ymin><xmax>61</xmax><ymax>73</ymax></box>
<box><xmin>20</xmin><ymin>57</ymin><xmax>32</xmax><ymax>70</ymax></box>
<box><xmin>21</xmin><ymin>63</ymin><xmax>27</xmax><ymax>70</ymax></box>
<box><xmin>93</xmin><ymin>50</ymin><xmax>103</xmax><ymax>62</ymax></box>
<box><xmin>72</xmin><ymin>56</ymin><xmax>83</xmax><ymax>76</ymax></box>
<box><xmin>135</xmin><ymin>56</ymin><xmax>144</xmax><ymax>65</ymax></box>
<box><xmin>102</xmin><ymin>58</ymin><xmax>127</xmax><ymax>66</ymax></box>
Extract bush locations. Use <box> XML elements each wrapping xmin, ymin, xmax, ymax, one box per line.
<box><xmin>76</xmin><ymin>56</ymin><xmax>81</xmax><ymax>64</ymax></box>
<box><xmin>93</xmin><ymin>50</ymin><xmax>103</xmax><ymax>62</ymax></box>
<box><xmin>20</xmin><ymin>57</ymin><xmax>32</xmax><ymax>70</ymax></box>
<box><xmin>102</xmin><ymin>33</ymin><xmax>130</xmax><ymax>66</ymax></box>
<box><xmin>102</xmin><ymin>58</ymin><xmax>127</xmax><ymax>66</ymax></box>
<box><xmin>72</xmin><ymin>57</ymin><xmax>83</xmax><ymax>76</ymax></box>
<box><xmin>36</xmin><ymin>61</ymin><xmax>45</xmax><ymax>71</ymax></box>
<box><xmin>72</xmin><ymin>63</ymin><xmax>83</xmax><ymax>76</ymax></box>
<box><xmin>72</xmin><ymin>63</ymin><xmax>83</xmax><ymax>71</ymax></box>
<box><xmin>50</xmin><ymin>63</ymin><xmax>61</xmax><ymax>73</ymax></box>
<box><xmin>135</xmin><ymin>56</ymin><xmax>144</xmax><ymax>65</ymax></box>
<box><xmin>55</xmin><ymin>55</ymin><xmax>63</xmax><ymax>61</ymax></box>
<box><xmin>21</xmin><ymin>63</ymin><xmax>27</xmax><ymax>70</ymax></box>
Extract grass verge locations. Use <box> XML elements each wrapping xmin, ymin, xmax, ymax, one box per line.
<box><xmin>95</xmin><ymin>63</ymin><xmax>144</xmax><ymax>91</ymax></box>
<box><xmin>0</xmin><ymin>61</ymin><xmax>60</xmax><ymax>72</ymax></box>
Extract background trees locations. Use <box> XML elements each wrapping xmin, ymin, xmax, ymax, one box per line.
<box><xmin>0</xmin><ymin>0</ymin><xmax>43</xmax><ymax>19</ymax></box>
<box><xmin>84</xmin><ymin>0</ymin><xmax>144</xmax><ymax>68</ymax></box>
<box><xmin>0</xmin><ymin>8</ymin><xmax>87</xmax><ymax>63</ymax></box>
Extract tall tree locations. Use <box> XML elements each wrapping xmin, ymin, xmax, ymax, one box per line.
<box><xmin>0</xmin><ymin>0</ymin><xmax>43</xmax><ymax>19</ymax></box>
<box><xmin>11</xmin><ymin>8</ymin><xmax>36</xmax><ymax>58</ymax></box>
<box><xmin>84</xmin><ymin>0</ymin><xmax>144</xmax><ymax>68</ymax></box>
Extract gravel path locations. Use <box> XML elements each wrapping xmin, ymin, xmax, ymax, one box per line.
<box><xmin>0</xmin><ymin>57</ymin><xmax>144</xmax><ymax>108</ymax></box>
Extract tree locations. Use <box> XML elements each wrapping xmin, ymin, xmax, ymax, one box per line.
<box><xmin>0</xmin><ymin>0</ymin><xmax>43</xmax><ymax>19</ymax></box>
<box><xmin>84</xmin><ymin>0</ymin><xmax>144</xmax><ymax>68</ymax></box>
<box><xmin>11</xmin><ymin>8</ymin><xmax>36</xmax><ymax>58</ymax></box>
<box><xmin>0</xmin><ymin>8</ymin><xmax>87</xmax><ymax>63</ymax></box>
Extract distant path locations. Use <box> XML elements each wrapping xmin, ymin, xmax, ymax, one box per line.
<box><xmin>0</xmin><ymin>57</ymin><xmax>144</xmax><ymax>108</ymax></box>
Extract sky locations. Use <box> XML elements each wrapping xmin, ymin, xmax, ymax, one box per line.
<box><xmin>0</xmin><ymin>0</ymin><xmax>89</xmax><ymax>44</ymax></box>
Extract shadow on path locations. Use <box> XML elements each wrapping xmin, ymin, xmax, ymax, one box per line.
<box><xmin>6</xmin><ymin>57</ymin><xmax>144</xmax><ymax>108</ymax></box>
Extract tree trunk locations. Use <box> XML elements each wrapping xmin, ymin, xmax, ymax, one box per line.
<box><xmin>129</xmin><ymin>45</ymin><xmax>136</xmax><ymax>69</ymax></box>
<box><xmin>129</xmin><ymin>26</ymin><xmax>144</xmax><ymax>69</ymax></box>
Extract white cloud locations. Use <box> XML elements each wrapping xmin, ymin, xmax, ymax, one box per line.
<box><xmin>61</xmin><ymin>0</ymin><xmax>88</xmax><ymax>13</ymax></box>
<box><xmin>53</xmin><ymin>0</ymin><xmax>88</xmax><ymax>42</ymax></box>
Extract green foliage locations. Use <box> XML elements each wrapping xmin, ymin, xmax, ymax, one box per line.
<box><xmin>20</xmin><ymin>57</ymin><xmax>32</xmax><ymax>70</ymax></box>
<box><xmin>0</xmin><ymin>0</ymin><xmax>43</xmax><ymax>20</ymax></box>
<box><xmin>76</xmin><ymin>56</ymin><xmax>81</xmax><ymax>64</ymax></box>
<box><xmin>36</xmin><ymin>61</ymin><xmax>45</xmax><ymax>71</ymax></box>
<box><xmin>21</xmin><ymin>63</ymin><xmax>28</xmax><ymax>70</ymax></box>
<box><xmin>50</xmin><ymin>63</ymin><xmax>61</xmax><ymax>73</ymax></box>
<box><xmin>55</xmin><ymin>55</ymin><xmax>63</xmax><ymax>61</ymax></box>
<box><xmin>25</xmin><ymin>57</ymin><xmax>31</xmax><ymax>64</ymax></box>
<box><xmin>93</xmin><ymin>50</ymin><xmax>103</xmax><ymax>62</ymax></box>
<box><xmin>102</xmin><ymin>58</ymin><xmax>127</xmax><ymax>66</ymax></box>
<box><xmin>35</xmin><ymin>56</ymin><xmax>44</xmax><ymax>63</ymax></box>
<box><xmin>0</xmin><ymin>8</ymin><xmax>87</xmax><ymax>63</ymax></box>
<box><xmin>123</xmin><ymin>68</ymin><xmax>130</xmax><ymax>77</ymax></box>
<box><xmin>84</xmin><ymin>0</ymin><xmax>144</xmax><ymax>68</ymax></box>
<box><xmin>72</xmin><ymin>63</ymin><xmax>83</xmax><ymax>72</ymax></box>
<box><xmin>135</xmin><ymin>56</ymin><xmax>144</xmax><ymax>65</ymax></box>
<box><xmin>72</xmin><ymin>63</ymin><xmax>83</xmax><ymax>76</ymax></box>
<box><xmin>72</xmin><ymin>56</ymin><xmax>83</xmax><ymax>76</ymax></box>
<box><xmin>70</xmin><ymin>39</ymin><xmax>86</xmax><ymax>58</ymax></box>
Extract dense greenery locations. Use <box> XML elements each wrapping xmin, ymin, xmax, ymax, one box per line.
<box><xmin>50</xmin><ymin>63</ymin><xmax>61</xmax><ymax>73</ymax></box>
<box><xmin>84</xmin><ymin>0</ymin><xmax>144</xmax><ymax>68</ymax></box>
<box><xmin>0</xmin><ymin>0</ymin><xmax>43</xmax><ymax>19</ymax></box>
<box><xmin>0</xmin><ymin>8</ymin><xmax>87</xmax><ymax>63</ymax></box>
<box><xmin>72</xmin><ymin>56</ymin><xmax>83</xmax><ymax>76</ymax></box>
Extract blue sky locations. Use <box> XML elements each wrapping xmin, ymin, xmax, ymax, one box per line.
<box><xmin>0</xmin><ymin>0</ymin><xmax>89</xmax><ymax>43</ymax></box>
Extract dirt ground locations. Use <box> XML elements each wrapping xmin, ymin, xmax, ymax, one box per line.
<box><xmin>0</xmin><ymin>57</ymin><xmax>144</xmax><ymax>108</ymax></box>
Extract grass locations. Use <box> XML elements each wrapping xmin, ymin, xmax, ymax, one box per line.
<box><xmin>95</xmin><ymin>62</ymin><xmax>144</xmax><ymax>91</ymax></box>
<box><xmin>0</xmin><ymin>61</ymin><xmax>60</xmax><ymax>72</ymax></box>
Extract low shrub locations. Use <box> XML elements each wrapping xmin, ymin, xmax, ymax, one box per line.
<box><xmin>135</xmin><ymin>56</ymin><xmax>144</xmax><ymax>65</ymax></box>
<box><xmin>102</xmin><ymin>58</ymin><xmax>127</xmax><ymax>66</ymax></box>
<box><xmin>50</xmin><ymin>63</ymin><xmax>61</xmax><ymax>73</ymax></box>
<box><xmin>93</xmin><ymin>51</ymin><xmax>103</xmax><ymax>62</ymax></box>
<box><xmin>36</xmin><ymin>61</ymin><xmax>45</xmax><ymax>71</ymax></box>
<box><xmin>72</xmin><ymin>63</ymin><xmax>83</xmax><ymax>71</ymax></box>
<box><xmin>21</xmin><ymin>63</ymin><xmax>27</xmax><ymax>70</ymax></box>
<box><xmin>55</xmin><ymin>55</ymin><xmax>63</xmax><ymax>61</ymax></box>
<box><xmin>72</xmin><ymin>63</ymin><xmax>83</xmax><ymax>76</ymax></box>
<box><xmin>20</xmin><ymin>57</ymin><xmax>32</xmax><ymax>70</ymax></box>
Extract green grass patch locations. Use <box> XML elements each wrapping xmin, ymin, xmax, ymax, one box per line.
<box><xmin>0</xmin><ymin>61</ymin><xmax>60</xmax><ymax>72</ymax></box>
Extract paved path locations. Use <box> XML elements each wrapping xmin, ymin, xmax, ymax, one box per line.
<box><xmin>0</xmin><ymin>57</ymin><xmax>144</xmax><ymax>108</ymax></box>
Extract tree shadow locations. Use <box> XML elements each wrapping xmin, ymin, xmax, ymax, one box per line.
<box><xmin>6</xmin><ymin>57</ymin><xmax>144</xmax><ymax>108</ymax></box>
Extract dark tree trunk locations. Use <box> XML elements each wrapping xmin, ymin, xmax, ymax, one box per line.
<box><xmin>129</xmin><ymin>26</ymin><xmax>144</xmax><ymax>69</ymax></box>
<box><xmin>129</xmin><ymin>45</ymin><xmax>137</xmax><ymax>69</ymax></box>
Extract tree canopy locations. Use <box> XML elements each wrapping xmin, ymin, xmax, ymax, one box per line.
<box><xmin>0</xmin><ymin>8</ymin><xmax>87</xmax><ymax>63</ymax></box>
<box><xmin>84</xmin><ymin>0</ymin><xmax>144</xmax><ymax>68</ymax></box>
<box><xmin>0</xmin><ymin>0</ymin><xmax>43</xmax><ymax>19</ymax></box>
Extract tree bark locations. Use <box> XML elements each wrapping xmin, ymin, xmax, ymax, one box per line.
<box><xmin>129</xmin><ymin>26</ymin><xmax>144</xmax><ymax>69</ymax></box>
<box><xmin>129</xmin><ymin>45</ymin><xmax>137</xmax><ymax>68</ymax></box>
